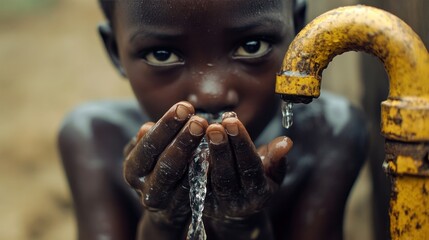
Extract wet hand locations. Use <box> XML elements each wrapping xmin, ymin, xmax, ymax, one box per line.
<box><xmin>123</xmin><ymin>101</ymin><xmax>208</xmax><ymax>227</ymax></box>
<box><xmin>204</xmin><ymin>115</ymin><xmax>293</xmax><ymax>223</ymax></box>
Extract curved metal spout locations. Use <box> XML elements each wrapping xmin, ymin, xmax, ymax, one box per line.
<box><xmin>275</xmin><ymin>5</ymin><xmax>429</xmax><ymax>142</ymax></box>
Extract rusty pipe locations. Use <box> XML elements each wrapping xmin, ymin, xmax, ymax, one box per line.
<box><xmin>275</xmin><ymin>5</ymin><xmax>429</xmax><ymax>239</ymax></box>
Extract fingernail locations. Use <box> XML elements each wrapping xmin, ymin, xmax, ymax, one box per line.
<box><xmin>208</xmin><ymin>131</ymin><xmax>224</xmax><ymax>144</ymax></box>
<box><xmin>189</xmin><ymin>121</ymin><xmax>204</xmax><ymax>136</ymax></box>
<box><xmin>175</xmin><ymin>104</ymin><xmax>191</xmax><ymax>121</ymax></box>
<box><xmin>225</xmin><ymin>123</ymin><xmax>239</xmax><ymax>136</ymax></box>
<box><xmin>136</xmin><ymin>128</ymin><xmax>145</xmax><ymax>142</ymax></box>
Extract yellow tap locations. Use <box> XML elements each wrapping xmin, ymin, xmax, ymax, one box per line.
<box><xmin>275</xmin><ymin>5</ymin><xmax>429</xmax><ymax>240</ymax></box>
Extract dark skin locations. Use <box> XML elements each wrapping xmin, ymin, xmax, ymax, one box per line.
<box><xmin>58</xmin><ymin>0</ymin><xmax>368</xmax><ymax>239</ymax></box>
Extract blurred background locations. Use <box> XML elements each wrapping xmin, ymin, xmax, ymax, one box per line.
<box><xmin>0</xmin><ymin>0</ymin><xmax>427</xmax><ymax>239</ymax></box>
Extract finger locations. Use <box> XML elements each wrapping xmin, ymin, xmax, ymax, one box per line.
<box><xmin>221</xmin><ymin>117</ymin><xmax>266</xmax><ymax>196</ymax></box>
<box><xmin>124</xmin><ymin>101</ymin><xmax>194</xmax><ymax>189</ymax></box>
<box><xmin>123</xmin><ymin>122</ymin><xmax>155</xmax><ymax>157</ymax></box>
<box><xmin>137</xmin><ymin>122</ymin><xmax>156</xmax><ymax>142</ymax></box>
<box><xmin>165</xmin><ymin>177</ymin><xmax>191</xmax><ymax>221</ymax></box>
<box><xmin>144</xmin><ymin>176</ymin><xmax>191</xmax><ymax>225</ymax></box>
<box><xmin>262</xmin><ymin>136</ymin><xmax>293</xmax><ymax>184</ymax></box>
<box><xmin>144</xmin><ymin>116</ymin><xmax>207</xmax><ymax>209</ymax></box>
<box><xmin>206</xmin><ymin>123</ymin><xmax>240</xmax><ymax>202</ymax></box>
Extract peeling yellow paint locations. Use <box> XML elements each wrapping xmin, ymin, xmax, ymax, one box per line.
<box><xmin>393</xmin><ymin>156</ymin><xmax>422</xmax><ymax>175</ymax></box>
<box><xmin>390</xmin><ymin>178</ymin><xmax>429</xmax><ymax>240</ymax></box>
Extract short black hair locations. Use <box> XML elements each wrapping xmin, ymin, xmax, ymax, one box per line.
<box><xmin>99</xmin><ymin>0</ymin><xmax>306</xmax><ymax>23</ymax></box>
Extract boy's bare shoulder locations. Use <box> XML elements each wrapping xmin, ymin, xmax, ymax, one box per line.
<box><xmin>292</xmin><ymin>92</ymin><xmax>368</xmax><ymax>146</ymax></box>
<box><xmin>58</xmin><ymin>99</ymin><xmax>144</xmax><ymax>159</ymax></box>
<box><xmin>287</xmin><ymin>91</ymin><xmax>369</xmax><ymax>171</ymax></box>
<box><xmin>58</xmin><ymin>100</ymin><xmax>145</xmax><ymax>216</ymax></box>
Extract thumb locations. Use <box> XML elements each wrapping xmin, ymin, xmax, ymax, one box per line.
<box><xmin>259</xmin><ymin>136</ymin><xmax>293</xmax><ymax>184</ymax></box>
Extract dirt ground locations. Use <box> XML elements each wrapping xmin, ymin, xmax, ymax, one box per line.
<box><xmin>0</xmin><ymin>1</ymin><xmax>131</xmax><ymax>239</ymax></box>
<box><xmin>0</xmin><ymin>1</ymin><xmax>373</xmax><ymax>239</ymax></box>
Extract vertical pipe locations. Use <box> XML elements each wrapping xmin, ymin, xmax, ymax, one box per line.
<box><xmin>360</xmin><ymin>1</ymin><xmax>429</xmax><ymax>238</ymax></box>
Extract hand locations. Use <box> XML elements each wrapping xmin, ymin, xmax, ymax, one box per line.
<box><xmin>123</xmin><ymin>101</ymin><xmax>208</xmax><ymax>230</ymax></box>
<box><xmin>203</xmin><ymin>115</ymin><xmax>293</xmax><ymax>228</ymax></box>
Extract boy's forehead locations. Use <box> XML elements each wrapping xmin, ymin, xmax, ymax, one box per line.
<box><xmin>115</xmin><ymin>0</ymin><xmax>292</xmax><ymax>27</ymax></box>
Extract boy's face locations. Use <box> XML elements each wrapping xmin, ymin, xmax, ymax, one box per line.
<box><xmin>110</xmin><ymin>0</ymin><xmax>294</xmax><ymax>140</ymax></box>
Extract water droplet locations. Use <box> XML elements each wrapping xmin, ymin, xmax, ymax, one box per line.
<box><xmin>139</xmin><ymin>176</ymin><xmax>146</xmax><ymax>183</ymax></box>
<box><xmin>221</xmin><ymin>111</ymin><xmax>237</xmax><ymax>120</ymax></box>
<box><xmin>281</xmin><ymin>101</ymin><xmax>293</xmax><ymax>129</ymax></box>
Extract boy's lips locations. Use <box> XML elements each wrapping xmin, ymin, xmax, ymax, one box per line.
<box><xmin>196</xmin><ymin>111</ymin><xmax>237</xmax><ymax>124</ymax></box>
<box><xmin>195</xmin><ymin>112</ymin><xmax>225</xmax><ymax>124</ymax></box>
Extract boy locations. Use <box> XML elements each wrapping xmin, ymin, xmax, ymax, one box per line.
<box><xmin>58</xmin><ymin>0</ymin><xmax>368</xmax><ymax>239</ymax></box>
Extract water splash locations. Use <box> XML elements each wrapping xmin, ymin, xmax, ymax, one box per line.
<box><xmin>281</xmin><ymin>101</ymin><xmax>293</xmax><ymax>129</ymax></box>
<box><xmin>187</xmin><ymin>138</ymin><xmax>209</xmax><ymax>240</ymax></box>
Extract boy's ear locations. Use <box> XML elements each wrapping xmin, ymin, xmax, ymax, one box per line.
<box><xmin>98</xmin><ymin>22</ymin><xmax>127</xmax><ymax>77</ymax></box>
<box><xmin>293</xmin><ymin>0</ymin><xmax>307</xmax><ymax>34</ymax></box>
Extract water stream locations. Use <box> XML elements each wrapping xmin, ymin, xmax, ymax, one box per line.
<box><xmin>187</xmin><ymin>137</ymin><xmax>209</xmax><ymax>240</ymax></box>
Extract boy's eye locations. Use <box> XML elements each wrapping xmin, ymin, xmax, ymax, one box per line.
<box><xmin>234</xmin><ymin>40</ymin><xmax>271</xmax><ymax>58</ymax></box>
<box><xmin>144</xmin><ymin>50</ymin><xmax>183</xmax><ymax>66</ymax></box>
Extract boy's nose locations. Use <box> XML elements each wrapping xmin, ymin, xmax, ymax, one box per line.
<box><xmin>186</xmin><ymin>71</ymin><xmax>239</xmax><ymax>115</ymax></box>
